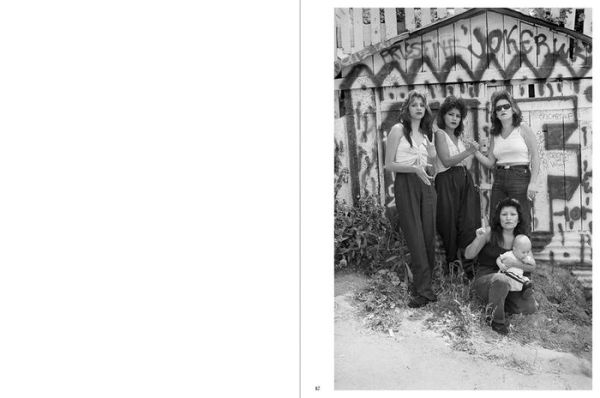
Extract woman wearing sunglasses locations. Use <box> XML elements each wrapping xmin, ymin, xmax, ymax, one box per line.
<box><xmin>474</xmin><ymin>90</ymin><xmax>540</xmax><ymax>233</ymax></box>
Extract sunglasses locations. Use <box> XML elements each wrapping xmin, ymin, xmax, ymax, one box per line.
<box><xmin>495</xmin><ymin>103</ymin><xmax>512</xmax><ymax>112</ymax></box>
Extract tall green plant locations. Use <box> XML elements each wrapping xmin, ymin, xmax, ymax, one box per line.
<box><xmin>334</xmin><ymin>195</ymin><xmax>408</xmax><ymax>273</ymax></box>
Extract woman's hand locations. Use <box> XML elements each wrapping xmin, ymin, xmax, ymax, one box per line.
<box><xmin>415</xmin><ymin>166</ymin><xmax>432</xmax><ymax>185</ymax></box>
<box><xmin>424</xmin><ymin>134</ymin><xmax>436</xmax><ymax>157</ymax></box>
<box><xmin>464</xmin><ymin>217</ymin><xmax>489</xmax><ymax>260</ymax></box>
<box><xmin>496</xmin><ymin>258</ymin><xmax>509</xmax><ymax>272</ymax></box>
<box><xmin>464</xmin><ymin>139</ymin><xmax>480</xmax><ymax>154</ymax></box>
<box><xmin>475</xmin><ymin>217</ymin><xmax>487</xmax><ymax>238</ymax></box>
<box><xmin>527</xmin><ymin>182</ymin><xmax>537</xmax><ymax>201</ymax></box>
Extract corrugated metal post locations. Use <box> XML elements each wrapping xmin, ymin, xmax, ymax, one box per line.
<box><xmin>421</xmin><ymin>8</ymin><xmax>432</xmax><ymax>26</ymax></box>
<box><xmin>583</xmin><ymin>8</ymin><xmax>592</xmax><ymax>36</ymax></box>
<box><xmin>352</xmin><ymin>7</ymin><xmax>364</xmax><ymax>52</ymax></box>
<box><xmin>370</xmin><ymin>8</ymin><xmax>381</xmax><ymax>44</ymax></box>
<box><xmin>343</xmin><ymin>90</ymin><xmax>361</xmax><ymax>203</ymax></box>
<box><xmin>340</xmin><ymin>8</ymin><xmax>352</xmax><ymax>54</ymax></box>
<box><xmin>564</xmin><ymin>8</ymin><xmax>576</xmax><ymax>30</ymax></box>
<box><xmin>405</xmin><ymin>8</ymin><xmax>416</xmax><ymax>31</ymax></box>
<box><xmin>384</xmin><ymin>8</ymin><xmax>397</xmax><ymax>39</ymax></box>
<box><xmin>374</xmin><ymin>87</ymin><xmax>386</xmax><ymax>206</ymax></box>
<box><xmin>334</xmin><ymin>12</ymin><xmax>339</xmax><ymax>65</ymax></box>
<box><xmin>334</xmin><ymin>116</ymin><xmax>353</xmax><ymax>205</ymax></box>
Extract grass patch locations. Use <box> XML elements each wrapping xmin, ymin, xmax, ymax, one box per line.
<box><xmin>354</xmin><ymin>258</ymin><xmax>592</xmax><ymax>358</ymax></box>
<box><xmin>509</xmin><ymin>264</ymin><xmax>592</xmax><ymax>356</ymax></box>
<box><xmin>424</xmin><ymin>263</ymin><xmax>484</xmax><ymax>353</ymax></box>
<box><xmin>354</xmin><ymin>269</ymin><xmax>409</xmax><ymax>332</ymax></box>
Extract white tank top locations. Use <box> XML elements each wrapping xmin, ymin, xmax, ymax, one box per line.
<box><xmin>492</xmin><ymin>124</ymin><xmax>530</xmax><ymax>164</ymax></box>
<box><xmin>435</xmin><ymin>131</ymin><xmax>469</xmax><ymax>173</ymax></box>
<box><xmin>393</xmin><ymin>125</ymin><xmax>431</xmax><ymax>168</ymax></box>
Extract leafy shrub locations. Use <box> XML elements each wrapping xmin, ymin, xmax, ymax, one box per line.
<box><xmin>334</xmin><ymin>195</ymin><xmax>408</xmax><ymax>273</ymax></box>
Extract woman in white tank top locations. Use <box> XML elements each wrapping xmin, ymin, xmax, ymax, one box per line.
<box><xmin>433</xmin><ymin>96</ymin><xmax>481</xmax><ymax>278</ymax></box>
<box><xmin>384</xmin><ymin>91</ymin><xmax>437</xmax><ymax>308</ymax></box>
<box><xmin>474</xmin><ymin>90</ymin><xmax>540</xmax><ymax>233</ymax></box>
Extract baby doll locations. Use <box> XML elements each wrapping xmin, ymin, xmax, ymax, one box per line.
<box><xmin>496</xmin><ymin>234</ymin><xmax>535</xmax><ymax>297</ymax></box>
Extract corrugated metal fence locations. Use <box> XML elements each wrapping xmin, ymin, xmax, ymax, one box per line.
<box><xmin>333</xmin><ymin>8</ymin><xmax>592</xmax><ymax>287</ymax></box>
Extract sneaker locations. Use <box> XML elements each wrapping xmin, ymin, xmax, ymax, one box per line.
<box><xmin>491</xmin><ymin>321</ymin><xmax>509</xmax><ymax>335</ymax></box>
<box><xmin>407</xmin><ymin>296</ymin><xmax>430</xmax><ymax>308</ymax></box>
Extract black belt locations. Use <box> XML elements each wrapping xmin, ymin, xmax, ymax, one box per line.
<box><xmin>496</xmin><ymin>164</ymin><xmax>529</xmax><ymax>170</ymax></box>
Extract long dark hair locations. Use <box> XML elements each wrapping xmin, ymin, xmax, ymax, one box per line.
<box><xmin>436</xmin><ymin>95</ymin><xmax>467</xmax><ymax>137</ymax></box>
<box><xmin>490</xmin><ymin>197</ymin><xmax>527</xmax><ymax>248</ymax></box>
<box><xmin>490</xmin><ymin>90</ymin><xmax>523</xmax><ymax>136</ymax></box>
<box><xmin>399</xmin><ymin>90</ymin><xmax>433</xmax><ymax>146</ymax></box>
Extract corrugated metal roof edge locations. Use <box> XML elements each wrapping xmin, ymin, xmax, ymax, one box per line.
<box><xmin>335</xmin><ymin>8</ymin><xmax>592</xmax><ymax>73</ymax></box>
<box><xmin>408</xmin><ymin>8</ymin><xmax>591</xmax><ymax>44</ymax></box>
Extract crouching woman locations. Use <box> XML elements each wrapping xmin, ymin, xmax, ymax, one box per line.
<box><xmin>464</xmin><ymin>198</ymin><xmax>538</xmax><ymax>335</ymax></box>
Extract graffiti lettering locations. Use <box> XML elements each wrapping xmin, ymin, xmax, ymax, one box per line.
<box><xmin>337</xmin><ymin>12</ymin><xmax>592</xmax><ymax>265</ymax></box>
<box><xmin>584</xmin><ymin>86</ymin><xmax>592</xmax><ymax>102</ymax></box>
<box><xmin>470</xmin><ymin>28</ymin><xmax>487</xmax><ymax>59</ymax></box>
<box><xmin>504</xmin><ymin>26</ymin><xmax>519</xmax><ymax>55</ymax></box>
<box><xmin>407</xmin><ymin>42</ymin><xmax>422</xmax><ymax>59</ymax></box>
<box><xmin>340</xmin><ymin>22</ymin><xmax>590</xmax><ymax>92</ymax></box>
<box><xmin>520</xmin><ymin>29</ymin><xmax>535</xmax><ymax>54</ymax></box>
<box><xmin>582</xmin><ymin>159</ymin><xmax>592</xmax><ymax>193</ymax></box>
<box><xmin>439</xmin><ymin>39</ymin><xmax>456</xmax><ymax>58</ymax></box>
<box><xmin>488</xmin><ymin>29</ymin><xmax>503</xmax><ymax>54</ymax></box>
<box><xmin>535</xmin><ymin>34</ymin><xmax>550</xmax><ymax>56</ymax></box>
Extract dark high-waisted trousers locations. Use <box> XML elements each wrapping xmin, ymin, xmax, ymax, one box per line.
<box><xmin>490</xmin><ymin>166</ymin><xmax>532</xmax><ymax>234</ymax></box>
<box><xmin>472</xmin><ymin>273</ymin><xmax>538</xmax><ymax>325</ymax></box>
<box><xmin>394</xmin><ymin>173</ymin><xmax>437</xmax><ymax>301</ymax></box>
<box><xmin>471</xmin><ymin>243</ymin><xmax>537</xmax><ymax>325</ymax></box>
<box><xmin>434</xmin><ymin>166</ymin><xmax>481</xmax><ymax>267</ymax></box>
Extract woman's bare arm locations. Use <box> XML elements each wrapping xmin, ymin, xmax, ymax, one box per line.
<box><xmin>464</xmin><ymin>226</ymin><xmax>490</xmax><ymax>259</ymax></box>
<box><xmin>434</xmin><ymin>130</ymin><xmax>477</xmax><ymax>168</ymax></box>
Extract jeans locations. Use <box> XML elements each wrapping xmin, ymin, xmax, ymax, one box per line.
<box><xmin>490</xmin><ymin>167</ymin><xmax>532</xmax><ymax>233</ymax></box>
<box><xmin>472</xmin><ymin>273</ymin><xmax>537</xmax><ymax>324</ymax></box>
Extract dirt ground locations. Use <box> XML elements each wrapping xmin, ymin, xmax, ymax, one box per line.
<box><xmin>334</xmin><ymin>272</ymin><xmax>592</xmax><ymax>390</ymax></box>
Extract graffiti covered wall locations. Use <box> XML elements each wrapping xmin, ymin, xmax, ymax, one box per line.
<box><xmin>333</xmin><ymin>9</ymin><xmax>592</xmax><ymax>267</ymax></box>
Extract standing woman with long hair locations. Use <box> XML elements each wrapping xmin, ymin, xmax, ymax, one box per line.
<box><xmin>384</xmin><ymin>91</ymin><xmax>437</xmax><ymax>308</ymax></box>
<box><xmin>474</xmin><ymin>90</ymin><xmax>540</xmax><ymax>233</ymax></box>
<box><xmin>433</xmin><ymin>96</ymin><xmax>481</xmax><ymax>277</ymax></box>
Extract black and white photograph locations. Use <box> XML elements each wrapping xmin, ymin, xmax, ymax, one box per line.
<box><xmin>332</xmin><ymin>6</ymin><xmax>593</xmax><ymax>390</ymax></box>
